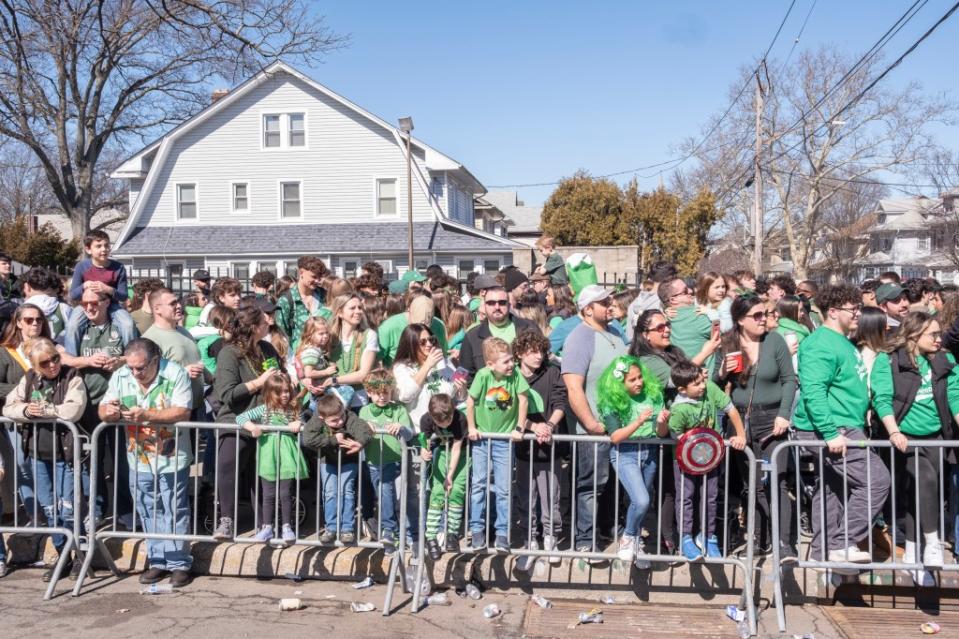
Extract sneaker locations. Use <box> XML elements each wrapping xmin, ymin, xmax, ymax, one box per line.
<box><xmin>703</xmin><ymin>535</ymin><xmax>722</xmax><ymax>558</ymax></box>
<box><xmin>543</xmin><ymin>534</ymin><xmax>561</xmax><ymax>566</ymax></box>
<box><xmin>923</xmin><ymin>540</ymin><xmax>945</xmax><ymax>568</ymax></box>
<box><xmin>0</xmin><ymin>561</ymin><xmax>7</xmax><ymax>578</ymax></box>
<box><xmin>426</xmin><ymin>538</ymin><xmax>442</xmax><ymax>561</ymax></box>
<box><xmin>137</xmin><ymin>566</ymin><xmax>169</xmax><ymax>585</ymax></box>
<box><xmin>633</xmin><ymin>541</ymin><xmax>651</xmax><ymax>569</ymax></box>
<box><xmin>470</xmin><ymin>531</ymin><xmax>486</xmax><ymax>552</ymax></box>
<box><xmin>363</xmin><ymin>516</ymin><xmax>379</xmax><ymax>541</ymax></box>
<box><xmin>445</xmin><ymin>534</ymin><xmax>460</xmax><ymax>553</ymax></box>
<box><xmin>681</xmin><ymin>535</ymin><xmax>703</xmax><ymax>561</ymax></box>
<box><xmin>904</xmin><ymin>545</ymin><xmax>935</xmax><ymax>587</ymax></box>
<box><xmin>212</xmin><ymin>517</ymin><xmax>233</xmax><ymax>541</ymax></box>
<box><xmin>780</xmin><ymin>544</ymin><xmax>799</xmax><ymax>562</ymax></box>
<box><xmin>170</xmin><ymin>569</ymin><xmax>192</xmax><ymax>588</ymax></box>
<box><xmin>281</xmin><ymin>524</ymin><xmax>296</xmax><ymax>545</ymax></box>
<box><xmin>254</xmin><ymin>525</ymin><xmax>274</xmax><ymax>542</ymax></box>
<box><xmin>576</xmin><ymin>544</ymin><xmax>603</xmax><ymax>565</ymax></box>
<box><xmin>515</xmin><ymin>539</ymin><xmax>538</xmax><ymax>572</ymax></box>
<box><xmin>43</xmin><ymin>557</ymin><xmax>73</xmax><ymax>583</ymax></box>
<box><xmin>494</xmin><ymin>535</ymin><xmax>509</xmax><ymax>553</ymax></box>
<box><xmin>340</xmin><ymin>531</ymin><xmax>356</xmax><ymax>544</ymax></box>
<box><xmin>381</xmin><ymin>532</ymin><xmax>397</xmax><ymax>556</ymax></box>
<box><xmin>828</xmin><ymin>546</ymin><xmax>871</xmax><ymax>564</ymax></box>
<box><xmin>319</xmin><ymin>528</ymin><xmax>336</xmax><ymax>544</ymax></box>
<box><xmin>617</xmin><ymin>535</ymin><xmax>635</xmax><ymax>562</ymax></box>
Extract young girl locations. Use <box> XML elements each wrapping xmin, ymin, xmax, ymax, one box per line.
<box><xmin>597</xmin><ymin>355</ymin><xmax>668</xmax><ymax>568</ymax></box>
<box><xmin>236</xmin><ymin>372</ymin><xmax>308</xmax><ymax>545</ymax></box>
<box><xmin>295</xmin><ymin>317</ymin><xmax>339</xmax><ymax>404</ymax></box>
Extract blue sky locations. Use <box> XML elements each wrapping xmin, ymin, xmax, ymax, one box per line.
<box><xmin>307</xmin><ymin>1</ymin><xmax>959</xmax><ymax>205</ymax></box>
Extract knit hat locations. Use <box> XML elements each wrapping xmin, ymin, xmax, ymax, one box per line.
<box><xmin>503</xmin><ymin>269</ymin><xmax>528</xmax><ymax>293</ymax></box>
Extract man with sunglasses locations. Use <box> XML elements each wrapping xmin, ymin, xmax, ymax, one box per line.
<box><xmin>562</xmin><ymin>284</ymin><xmax>628</xmax><ymax>558</ymax></box>
<box><xmin>793</xmin><ymin>284</ymin><xmax>890</xmax><ymax>569</ymax></box>
<box><xmin>458</xmin><ymin>286</ymin><xmax>540</xmax><ymax>380</ymax></box>
<box><xmin>659</xmin><ymin>277</ymin><xmax>719</xmax><ymax>372</ymax></box>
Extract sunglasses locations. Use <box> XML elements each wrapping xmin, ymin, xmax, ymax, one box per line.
<box><xmin>38</xmin><ymin>355</ymin><xmax>61</xmax><ymax>367</ymax></box>
<box><xmin>21</xmin><ymin>316</ymin><xmax>43</xmax><ymax>325</ymax></box>
<box><xmin>646</xmin><ymin>321</ymin><xmax>671</xmax><ymax>334</ymax></box>
<box><xmin>748</xmin><ymin>311</ymin><xmax>769</xmax><ymax>322</ymax></box>
<box><xmin>592</xmin><ymin>298</ymin><xmax>613</xmax><ymax>307</ymax></box>
<box><xmin>419</xmin><ymin>336</ymin><xmax>439</xmax><ymax>347</ymax></box>
<box><xmin>485</xmin><ymin>300</ymin><xmax>509</xmax><ymax>307</ymax></box>
<box><xmin>81</xmin><ymin>300</ymin><xmax>104</xmax><ymax>308</ymax></box>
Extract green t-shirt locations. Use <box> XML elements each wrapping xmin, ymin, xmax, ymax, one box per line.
<box><xmin>468</xmin><ymin>366</ymin><xmax>530</xmax><ymax>433</ymax></box>
<box><xmin>488</xmin><ymin>320</ymin><xmax>517</xmax><ymax>344</ymax></box>
<box><xmin>376</xmin><ymin>313</ymin><xmax>449</xmax><ymax>367</ymax></box>
<box><xmin>602</xmin><ymin>394</ymin><xmax>665</xmax><ymax>440</ymax></box>
<box><xmin>870</xmin><ymin>352</ymin><xmax>959</xmax><ymax>437</ymax></box>
<box><xmin>668</xmin><ymin>381</ymin><xmax>731</xmax><ymax>436</ymax></box>
<box><xmin>79</xmin><ymin>321</ymin><xmax>124</xmax><ymax>403</ymax></box>
<box><xmin>359</xmin><ymin>403</ymin><xmax>412</xmax><ymax>464</ymax></box>
<box><xmin>143</xmin><ymin>324</ymin><xmax>205</xmax><ymax>411</ymax></box>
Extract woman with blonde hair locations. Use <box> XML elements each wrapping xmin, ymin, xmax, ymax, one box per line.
<box><xmin>329</xmin><ymin>293</ymin><xmax>379</xmax><ymax>409</ymax></box>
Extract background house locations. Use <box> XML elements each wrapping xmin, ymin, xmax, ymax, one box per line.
<box><xmin>109</xmin><ymin>62</ymin><xmax>521</xmax><ymax>281</ymax></box>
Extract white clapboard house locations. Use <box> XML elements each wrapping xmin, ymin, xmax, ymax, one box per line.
<box><xmin>110</xmin><ymin>61</ymin><xmax>521</xmax><ymax>280</ymax></box>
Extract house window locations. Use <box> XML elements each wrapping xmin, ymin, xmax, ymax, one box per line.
<box><xmin>232</xmin><ymin>183</ymin><xmax>248</xmax><ymax>212</ymax></box>
<box><xmin>264</xmin><ymin>115</ymin><xmax>281</xmax><ymax>147</ymax></box>
<box><xmin>376</xmin><ymin>179</ymin><xmax>397</xmax><ymax>215</ymax></box>
<box><xmin>232</xmin><ymin>262</ymin><xmax>250</xmax><ymax>281</ymax></box>
<box><xmin>177</xmin><ymin>184</ymin><xmax>197</xmax><ymax>219</ymax></box>
<box><xmin>280</xmin><ymin>181</ymin><xmax>301</xmax><ymax>218</ymax></box>
<box><xmin>483</xmin><ymin>259</ymin><xmax>499</xmax><ymax>273</ymax></box>
<box><xmin>289</xmin><ymin>113</ymin><xmax>305</xmax><ymax>147</ymax></box>
<box><xmin>459</xmin><ymin>259</ymin><xmax>475</xmax><ymax>274</ymax></box>
<box><xmin>881</xmin><ymin>238</ymin><xmax>893</xmax><ymax>252</ymax></box>
<box><xmin>342</xmin><ymin>260</ymin><xmax>359</xmax><ymax>277</ymax></box>
<box><xmin>917</xmin><ymin>236</ymin><xmax>930</xmax><ymax>252</ymax></box>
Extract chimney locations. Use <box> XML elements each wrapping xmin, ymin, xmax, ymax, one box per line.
<box><xmin>211</xmin><ymin>89</ymin><xmax>229</xmax><ymax>103</ymax></box>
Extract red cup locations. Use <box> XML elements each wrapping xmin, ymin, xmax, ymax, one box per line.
<box><xmin>727</xmin><ymin>351</ymin><xmax>744</xmax><ymax>374</ymax></box>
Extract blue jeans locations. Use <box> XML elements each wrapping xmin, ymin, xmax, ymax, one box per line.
<box><xmin>320</xmin><ymin>461</ymin><xmax>357</xmax><ymax>533</ymax></box>
<box><xmin>469</xmin><ymin>438</ymin><xmax>513</xmax><ymax>537</ymax></box>
<box><xmin>610</xmin><ymin>442</ymin><xmax>657</xmax><ymax>538</ymax></box>
<box><xmin>367</xmin><ymin>460</ymin><xmax>400</xmax><ymax>536</ymax></box>
<box><xmin>18</xmin><ymin>458</ymin><xmax>79</xmax><ymax>553</ymax></box>
<box><xmin>64</xmin><ymin>302</ymin><xmax>138</xmax><ymax>356</ymax></box>
<box><xmin>131</xmin><ymin>467</ymin><xmax>192</xmax><ymax>570</ymax></box>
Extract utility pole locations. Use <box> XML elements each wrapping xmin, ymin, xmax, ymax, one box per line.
<box><xmin>398</xmin><ymin>117</ymin><xmax>415</xmax><ymax>272</ymax></box>
<box><xmin>753</xmin><ymin>71</ymin><xmax>764</xmax><ymax>277</ymax></box>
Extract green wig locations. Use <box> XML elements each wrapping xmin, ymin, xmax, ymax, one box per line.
<box><xmin>596</xmin><ymin>355</ymin><xmax>664</xmax><ymax>425</ymax></box>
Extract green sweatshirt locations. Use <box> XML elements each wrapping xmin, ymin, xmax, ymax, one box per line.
<box><xmin>870</xmin><ymin>352</ymin><xmax>959</xmax><ymax>436</ymax></box>
<box><xmin>793</xmin><ymin>326</ymin><xmax>869</xmax><ymax>440</ymax></box>
<box><xmin>359</xmin><ymin>402</ymin><xmax>413</xmax><ymax>464</ymax></box>
<box><xmin>670</xmin><ymin>304</ymin><xmax>714</xmax><ymax>370</ymax></box>
<box><xmin>775</xmin><ymin>317</ymin><xmax>811</xmax><ymax>344</ymax></box>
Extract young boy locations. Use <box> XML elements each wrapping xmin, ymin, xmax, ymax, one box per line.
<box><xmin>302</xmin><ymin>394</ymin><xmax>372</xmax><ymax>544</ymax></box>
<box><xmin>420</xmin><ymin>393</ymin><xmax>470</xmax><ymax>559</ymax></box>
<box><xmin>65</xmin><ymin>231</ymin><xmax>137</xmax><ymax>356</ymax></box>
<box><xmin>533</xmin><ymin>236</ymin><xmax>567</xmax><ymax>286</ymax></box>
<box><xmin>358</xmin><ymin>370</ymin><xmax>414</xmax><ymax>554</ymax></box>
<box><xmin>466</xmin><ymin>336</ymin><xmax>529</xmax><ymax>552</ymax></box>
<box><xmin>658</xmin><ymin>361</ymin><xmax>745</xmax><ymax>561</ymax></box>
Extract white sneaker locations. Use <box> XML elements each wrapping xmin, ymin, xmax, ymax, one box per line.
<box><xmin>904</xmin><ymin>546</ymin><xmax>935</xmax><ymax>587</ymax></box>
<box><xmin>828</xmin><ymin>546</ymin><xmax>871</xmax><ymax>563</ymax></box>
<box><xmin>544</xmin><ymin>535</ymin><xmax>561</xmax><ymax>566</ymax></box>
<box><xmin>633</xmin><ymin>541</ymin><xmax>651</xmax><ymax>570</ymax></box>
<box><xmin>515</xmin><ymin>539</ymin><xmax>538</xmax><ymax>572</ymax></box>
<box><xmin>254</xmin><ymin>525</ymin><xmax>274</xmax><ymax>542</ymax></box>
<box><xmin>923</xmin><ymin>540</ymin><xmax>945</xmax><ymax>568</ymax></box>
<box><xmin>617</xmin><ymin>535</ymin><xmax>635</xmax><ymax>562</ymax></box>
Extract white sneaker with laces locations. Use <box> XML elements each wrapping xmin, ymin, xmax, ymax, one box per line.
<box><xmin>617</xmin><ymin>535</ymin><xmax>635</xmax><ymax>562</ymax></box>
<box><xmin>923</xmin><ymin>540</ymin><xmax>945</xmax><ymax>568</ymax></box>
<box><xmin>904</xmin><ymin>545</ymin><xmax>935</xmax><ymax>587</ymax></box>
<box><xmin>827</xmin><ymin>546</ymin><xmax>871</xmax><ymax>564</ymax></box>
<box><xmin>544</xmin><ymin>534</ymin><xmax>561</xmax><ymax>566</ymax></box>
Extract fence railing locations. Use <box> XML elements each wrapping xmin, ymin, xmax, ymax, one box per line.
<box><xmin>0</xmin><ymin>418</ymin><xmax>85</xmax><ymax>600</ymax></box>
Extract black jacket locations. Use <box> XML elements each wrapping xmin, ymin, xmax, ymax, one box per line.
<box><xmin>888</xmin><ymin>347</ymin><xmax>958</xmax><ymax>460</ymax></box>
<box><xmin>517</xmin><ymin>362</ymin><xmax>570</xmax><ymax>461</ymax></box>
<box><xmin>301</xmin><ymin>411</ymin><xmax>373</xmax><ymax>463</ymax></box>
<box><xmin>458</xmin><ymin>317</ymin><xmax>541</xmax><ymax>380</ymax></box>
<box><xmin>213</xmin><ymin>342</ymin><xmax>281</xmax><ymax>425</ymax></box>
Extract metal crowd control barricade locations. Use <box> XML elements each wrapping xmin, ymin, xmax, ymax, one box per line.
<box><xmin>0</xmin><ymin>417</ymin><xmax>85</xmax><ymax>600</ymax></box>
<box><xmin>410</xmin><ymin>431</ymin><xmax>758</xmax><ymax>636</ymax></box>
<box><xmin>75</xmin><ymin>420</ymin><xmax>414</xmax><ymax>614</ymax></box>
<box><xmin>769</xmin><ymin>438</ymin><xmax>959</xmax><ymax>633</ymax></box>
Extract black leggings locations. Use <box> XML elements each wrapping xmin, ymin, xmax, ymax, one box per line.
<box><xmin>894</xmin><ymin>434</ymin><xmax>943</xmax><ymax>539</ymax></box>
<box><xmin>745</xmin><ymin>407</ymin><xmax>796</xmax><ymax>547</ymax></box>
<box><xmin>261</xmin><ymin>478</ymin><xmax>294</xmax><ymax>528</ymax></box>
<box><xmin>216</xmin><ymin>431</ymin><xmax>256</xmax><ymax>521</ymax></box>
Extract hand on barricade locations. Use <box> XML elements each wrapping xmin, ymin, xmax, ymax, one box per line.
<box><xmin>531</xmin><ymin>422</ymin><xmax>552</xmax><ymax>444</ymax></box>
<box><xmin>468</xmin><ymin>427</ymin><xmax>480</xmax><ymax>441</ymax></box>
<box><xmin>889</xmin><ymin>431</ymin><xmax>908</xmax><ymax>453</ymax></box>
<box><xmin>727</xmin><ymin>435</ymin><xmax>746</xmax><ymax>451</ymax></box>
<box><xmin>384</xmin><ymin>422</ymin><xmax>402</xmax><ymax>436</ymax></box>
<box><xmin>420</xmin><ymin>448</ymin><xmax>433</xmax><ymax>462</ymax></box>
<box><xmin>826</xmin><ymin>434</ymin><xmax>848</xmax><ymax>457</ymax></box>
<box><xmin>772</xmin><ymin>417</ymin><xmax>790</xmax><ymax>437</ymax></box>
<box><xmin>25</xmin><ymin>403</ymin><xmax>45</xmax><ymax>418</ymax></box>
<box><xmin>289</xmin><ymin>420</ymin><xmax>302</xmax><ymax>434</ymax></box>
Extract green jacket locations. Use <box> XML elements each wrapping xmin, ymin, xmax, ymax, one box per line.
<box><xmin>775</xmin><ymin>317</ymin><xmax>811</xmax><ymax>343</ymax></box>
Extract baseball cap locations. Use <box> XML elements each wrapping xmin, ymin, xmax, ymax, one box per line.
<box><xmin>474</xmin><ymin>274</ymin><xmax>499</xmax><ymax>290</ymax></box>
<box><xmin>254</xmin><ymin>297</ymin><xmax>277</xmax><ymax>314</ymax></box>
<box><xmin>529</xmin><ymin>272</ymin><xmax>550</xmax><ymax>283</ymax></box>
<box><xmin>875</xmin><ymin>283</ymin><xmax>905</xmax><ymax>304</ymax></box>
<box><xmin>401</xmin><ymin>270</ymin><xmax>427</xmax><ymax>284</ymax></box>
<box><xmin>387</xmin><ymin>280</ymin><xmax>407</xmax><ymax>295</ymax></box>
<box><xmin>192</xmin><ymin>269</ymin><xmax>211</xmax><ymax>282</ymax></box>
<box><xmin>576</xmin><ymin>284</ymin><xmax>611</xmax><ymax>311</ymax></box>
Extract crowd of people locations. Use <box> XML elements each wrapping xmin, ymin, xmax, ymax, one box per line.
<box><xmin>0</xmin><ymin>231</ymin><xmax>957</xmax><ymax>591</ymax></box>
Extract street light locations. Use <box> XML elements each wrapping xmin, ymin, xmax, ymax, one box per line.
<box><xmin>398</xmin><ymin>117</ymin><xmax>414</xmax><ymax>274</ymax></box>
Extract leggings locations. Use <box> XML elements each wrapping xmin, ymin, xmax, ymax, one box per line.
<box><xmin>261</xmin><ymin>478</ymin><xmax>294</xmax><ymax>528</ymax></box>
<box><xmin>894</xmin><ymin>434</ymin><xmax>943</xmax><ymax>539</ymax></box>
<box><xmin>216</xmin><ymin>431</ymin><xmax>256</xmax><ymax>520</ymax></box>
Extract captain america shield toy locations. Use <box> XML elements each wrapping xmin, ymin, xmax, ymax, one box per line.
<box><xmin>675</xmin><ymin>427</ymin><xmax>726</xmax><ymax>476</ymax></box>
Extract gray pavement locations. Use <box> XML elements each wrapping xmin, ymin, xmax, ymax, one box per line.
<box><xmin>0</xmin><ymin>566</ymin><xmax>844</xmax><ymax>638</ymax></box>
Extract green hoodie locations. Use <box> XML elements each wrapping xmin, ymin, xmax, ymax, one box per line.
<box><xmin>793</xmin><ymin>326</ymin><xmax>869</xmax><ymax>440</ymax></box>
<box><xmin>870</xmin><ymin>352</ymin><xmax>959</xmax><ymax>436</ymax></box>
<box><xmin>669</xmin><ymin>304</ymin><xmax>713</xmax><ymax>369</ymax></box>
<box><xmin>775</xmin><ymin>317</ymin><xmax>811</xmax><ymax>344</ymax></box>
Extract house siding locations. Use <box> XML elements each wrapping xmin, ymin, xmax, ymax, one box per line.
<box><xmin>136</xmin><ymin>72</ymin><xmax>438</xmax><ymax>228</ymax></box>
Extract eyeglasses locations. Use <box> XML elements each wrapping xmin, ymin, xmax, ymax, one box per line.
<box><xmin>591</xmin><ymin>298</ymin><xmax>613</xmax><ymax>307</ymax></box>
<box><xmin>646</xmin><ymin>321</ymin><xmax>671</xmax><ymax>334</ymax></box>
<box><xmin>21</xmin><ymin>316</ymin><xmax>42</xmax><ymax>326</ymax></box>
<box><xmin>485</xmin><ymin>300</ymin><xmax>509</xmax><ymax>307</ymax></box>
<box><xmin>836</xmin><ymin>306</ymin><xmax>862</xmax><ymax>316</ymax></box>
<box><xmin>129</xmin><ymin>358</ymin><xmax>158</xmax><ymax>374</ymax></box>
<box><xmin>419</xmin><ymin>336</ymin><xmax>439</xmax><ymax>347</ymax></box>
<box><xmin>748</xmin><ymin>311</ymin><xmax>769</xmax><ymax>322</ymax></box>
<box><xmin>37</xmin><ymin>355</ymin><xmax>61</xmax><ymax>368</ymax></box>
<box><xmin>81</xmin><ymin>300</ymin><xmax>104</xmax><ymax>308</ymax></box>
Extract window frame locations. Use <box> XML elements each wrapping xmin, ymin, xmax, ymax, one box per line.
<box><xmin>278</xmin><ymin>179</ymin><xmax>303</xmax><ymax>219</ymax></box>
<box><xmin>374</xmin><ymin>177</ymin><xmax>399</xmax><ymax>217</ymax></box>
<box><xmin>288</xmin><ymin>112</ymin><xmax>306</xmax><ymax>148</ymax></box>
<box><xmin>262</xmin><ymin>113</ymin><xmax>282</xmax><ymax>149</ymax></box>
<box><xmin>230</xmin><ymin>180</ymin><xmax>250</xmax><ymax>214</ymax></box>
<box><xmin>175</xmin><ymin>182</ymin><xmax>198</xmax><ymax>221</ymax></box>
<box><xmin>231</xmin><ymin>261</ymin><xmax>251</xmax><ymax>282</ymax></box>
<box><xmin>261</xmin><ymin>112</ymin><xmax>308</xmax><ymax>150</ymax></box>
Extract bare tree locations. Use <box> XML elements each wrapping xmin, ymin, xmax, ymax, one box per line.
<box><xmin>923</xmin><ymin>149</ymin><xmax>959</xmax><ymax>270</ymax></box>
<box><xmin>0</xmin><ymin>1</ymin><xmax>347</xmax><ymax>238</ymax></box>
<box><xmin>0</xmin><ymin>142</ymin><xmax>57</xmax><ymax>221</ymax></box>
<box><xmin>676</xmin><ymin>46</ymin><xmax>955</xmax><ymax>279</ymax></box>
